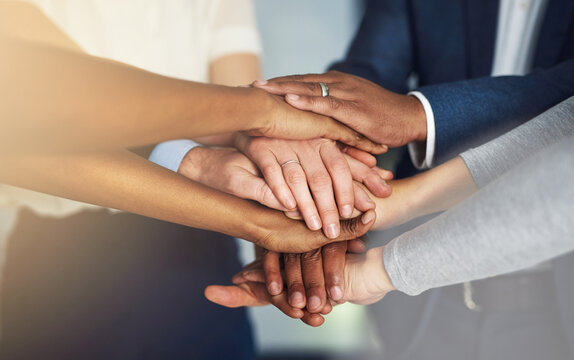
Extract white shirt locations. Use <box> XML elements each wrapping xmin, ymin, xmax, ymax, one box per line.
<box><xmin>409</xmin><ymin>0</ymin><xmax>549</xmax><ymax>169</ymax></box>
<box><xmin>0</xmin><ymin>0</ymin><xmax>262</xmax><ymax>217</ymax></box>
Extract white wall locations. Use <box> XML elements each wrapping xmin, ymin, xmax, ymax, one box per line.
<box><xmin>254</xmin><ymin>0</ymin><xmax>364</xmax><ymax>79</ymax></box>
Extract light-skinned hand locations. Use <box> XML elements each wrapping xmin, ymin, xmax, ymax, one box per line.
<box><xmin>234</xmin><ymin>134</ymin><xmax>393</xmax><ymax>238</ymax></box>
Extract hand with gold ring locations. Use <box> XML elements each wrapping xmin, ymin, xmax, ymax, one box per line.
<box><xmin>252</xmin><ymin>70</ymin><xmax>427</xmax><ymax>148</ymax></box>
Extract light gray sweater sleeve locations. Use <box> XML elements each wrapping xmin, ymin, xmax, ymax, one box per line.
<box><xmin>384</xmin><ymin>136</ymin><xmax>574</xmax><ymax>296</ymax></box>
<box><xmin>459</xmin><ymin>96</ymin><xmax>574</xmax><ymax>188</ymax></box>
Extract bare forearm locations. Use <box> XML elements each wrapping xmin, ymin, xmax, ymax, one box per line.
<box><xmin>409</xmin><ymin>157</ymin><xmax>477</xmax><ymax>217</ymax></box>
<box><xmin>0</xmin><ymin>150</ymin><xmax>265</xmax><ymax>240</ymax></box>
<box><xmin>1</xmin><ymin>150</ymin><xmax>374</xmax><ymax>252</ymax></box>
<box><xmin>372</xmin><ymin>156</ymin><xmax>477</xmax><ymax>230</ymax></box>
<box><xmin>0</xmin><ymin>4</ymin><xmax>260</xmax><ymax>152</ymax></box>
<box><xmin>0</xmin><ymin>37</ymin><xmax>270</xmax><ymax>153</ymax></box>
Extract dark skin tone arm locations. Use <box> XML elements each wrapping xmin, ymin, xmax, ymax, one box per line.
<box><xmin>0</xmin><ymin>37</ymin><xmax>385</xmax><ymax>155</ymax></box>
<box><xmin>0</xmin><ymin>150</ymin><xmax>377</xmax><ymax>253</ymax></box>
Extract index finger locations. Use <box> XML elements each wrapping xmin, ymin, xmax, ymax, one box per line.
<box><xmin>314</xmin><ymin>114</ymin><xmax>387</xmax><ymax>155</ymax></box>
<box><xmin>321</xmin><ymin>242</ymin><xmax>347</xmax><ymax>302</ymax></box>
<box><xmin>301</xmin><ymin>248</ymin><xmax>327</xmax><ymax>313</ymax></box>
<box><xmin>262</xmin><ymin>250</ymin><xmax>283</xmax><ymax>296</ymax></box>
<box><xmin>264</xmin><ymin>72</ymin><xmax>339</xmax><ymax>84</ymax></box>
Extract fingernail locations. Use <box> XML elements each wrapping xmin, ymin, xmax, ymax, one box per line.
<box><xmin>285</xmin><ymin>197</ymin><xmax>297</xmax><ymax>210</ymax></box>
<box><xmin>342</xmin><ymin>205</ymin><xmax>353</xmax><ymax>218</ymax></box>
<box><xmin>309</xmin><ymin>215</ymin><xmax>322</xmax><ymax>230</ymax></box>
<box><xmin>269</xmin><ymin>282</ymin><xmax>281</xmax><ymax>296</ymax></box>
<box><xmin>290</xmin><ymin>292</ymin><xmax>305</xmax><ymax>307</ymax></box>
<box><xmin>361</xmin><ymin>211</ymin><xmax>375</xmax><ymax>224</ymax></box>
<box><xmin>308</xmin><ymin>296</ymin><xmax>321</xmax><ymax>311</ymax></box>
<box><xmin>238</xmin><ymin>84</ymin><xmax>251</xmax><ymax>88</ymax></box>
<box><xmin>286</xmin><ymin>94</ymin><xmax>300</xmax><ymax>101</ymax></box>
<box><xmin>253</xmin><ymin>79</ymin><xmax>268</xmax><ymax>86</ymax></box>
<box><xmin>326</xmin><ymin>223</ymin><xmax>339</xmax><ymax>239</ymax></box>
<box><xmin>330</xmin><ymin>286</ymin><xmax>343</xmax><ymax>301</ymax></box>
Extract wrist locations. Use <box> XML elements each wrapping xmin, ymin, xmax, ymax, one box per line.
<box><xmin>371</xmin><ymin>178</ymin><xmax>417</xmax><ymax>230</ymax></box>
<box><xmin>177</xmin><ymin>146</ymin><xmax>205</xmax><ymax>180</ymax></box>
<box><xmin>238</xmin><ymin>206</ymin><xmax>284</xmax><ymax>250</ymax></box>
<box><xmin>242</xmin><ymin>87</ymin><xmax>277</xmax><ymax>135</ymax></box>
<box><xmin>368</xmin><ymin>246</ymin><xmax>396</xmax><ymax>293</ymax></box>
<box><xmin>232</xmin><ymin>131</ymin><xmax>250</xmax><ymax>153</ymax></box>
<box><xmin>405</xmin><ymin>95</ymin><xmax>427</xmax><ymax>143</ymax></box>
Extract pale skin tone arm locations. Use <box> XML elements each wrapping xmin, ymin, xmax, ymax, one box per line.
<box><xmin>0</xmin><ymin>3</ymin><xmax>385</xmax><ymax>154</ymax></box>
<box><xmin>370</xmin><ymin>156</ymin><xmax>477</xmax><ymax>230</ymax></box>
<box><xmin>207</xmin><ymin>156</ymin><xmax>479</xmax><ymax>325</ymax></box>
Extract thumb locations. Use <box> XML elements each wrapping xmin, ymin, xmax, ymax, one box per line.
<box><xmin>205</xmin><ymin>283</ymin><xmax>271</xmax><ymax>308</ymax></box>
<box><xmin>236</xmin><ymin>173</ymin><xmax>287</xmax><ymax>211</ymax></box>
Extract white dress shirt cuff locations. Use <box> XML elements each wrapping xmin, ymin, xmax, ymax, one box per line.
<box><xmin>407</xmin><ymin>91</ymin><xmax>436</xmax><ymax>169</ymax></box>
<box><xmin>149</xmin><ymin>139</ymin><xmax>199</xmax><ymax>173</ymax></box>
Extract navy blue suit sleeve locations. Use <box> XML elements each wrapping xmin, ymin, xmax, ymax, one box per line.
<box><xmin>419</xmin><ymin>59</ymin><xmax>574</xmax><ymax>164</ymax></box>
<box><xmin>330</xmin><ymin>0</ymin><xmax>414</xmax><ymax>93</ymax></box>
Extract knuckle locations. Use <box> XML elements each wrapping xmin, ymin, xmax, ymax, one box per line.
<box><xmin>322</xmin><ymin>242</ymin><xmax>346</xmax><ymax>256</ymax></box>
<box><xmin>304</xmin><ymin>82</ymin><xmax>319</xmax><ymax>93</ymax></box>
<box><xmin>301</xmin><ymin>248</ymin><xmax>322</xmax><ymax>263</ymax></box>
<box><xmin>259</xmin><ymin>185</ymin><xmax>277</xmax><ymax>204</ymax></box>
<box><xmin>329</xmin><ymin>161</ymin><xmax>351</xmax><ymax>177</ymax></box>
<box><xmin>324</xmin><ymin>272</ymin><xmax>342</xmax><ymax>287</ymax></box>
<box><xmin>248</xmin><ymin>139</ymin><xmax>276</xmax><ymax>154</ymax></box>
<box><xmin>305</xmin><ymin>280</ymin><xmax>324</xmax><ymax>291</ymax></box>
<box><xmin>265</xmin><ymin>268</ymin><xmax>281</xmax><ymax>278</ymax></box>
<box><xmin>320</xmin><ymin>208</ymin><xmax>341</xmax><ymax>220</ymax></box>
<box><xmin>308</xmin><ymin>172</ymin><xmax>332</xmax><ymax>188</ymax></box>
<box><xmin>327</xmin><ymin>97</ymin><xmax>342</xmax><ymax>111</ymax></box>
<box><xmin>288</xmin><ymin>282</ymin><xmax>304</xmax><ymax>292</ymax></box>
<box><xmin>285</xmin><ymin>169</ymin><xmax>307</xmax><ymax>185</ymax></box>
<box><xmin>283</xmin><ymin>253</ymin><xmax>300</xmax><ymax>265</ymax></box>
<box><xmin>260</xmin><ymin>163</ymin><xmax>281</xmax><ymax>177</ymax></box>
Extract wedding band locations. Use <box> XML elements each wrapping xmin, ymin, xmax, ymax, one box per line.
<box><xmin>319</xmin><ymin>82</ymin><xmax>329</xmax><ymax>97</ymax></box>
<box><xmin>280</xmin><ymin>159</ymin><xmax>300</xmax><ymax>168</ymax></box>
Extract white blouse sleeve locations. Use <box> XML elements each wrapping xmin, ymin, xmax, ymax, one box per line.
<box><xmin>208</xmin><ymin>0</ymin><xmax>262</xmax><ymax>62</ymax></box>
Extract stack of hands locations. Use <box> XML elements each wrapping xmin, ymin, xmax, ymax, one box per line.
<box><xmin>180</xmin><ymin>71</ymin><xmax>428</xmax><ymax>326</ymax></box>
